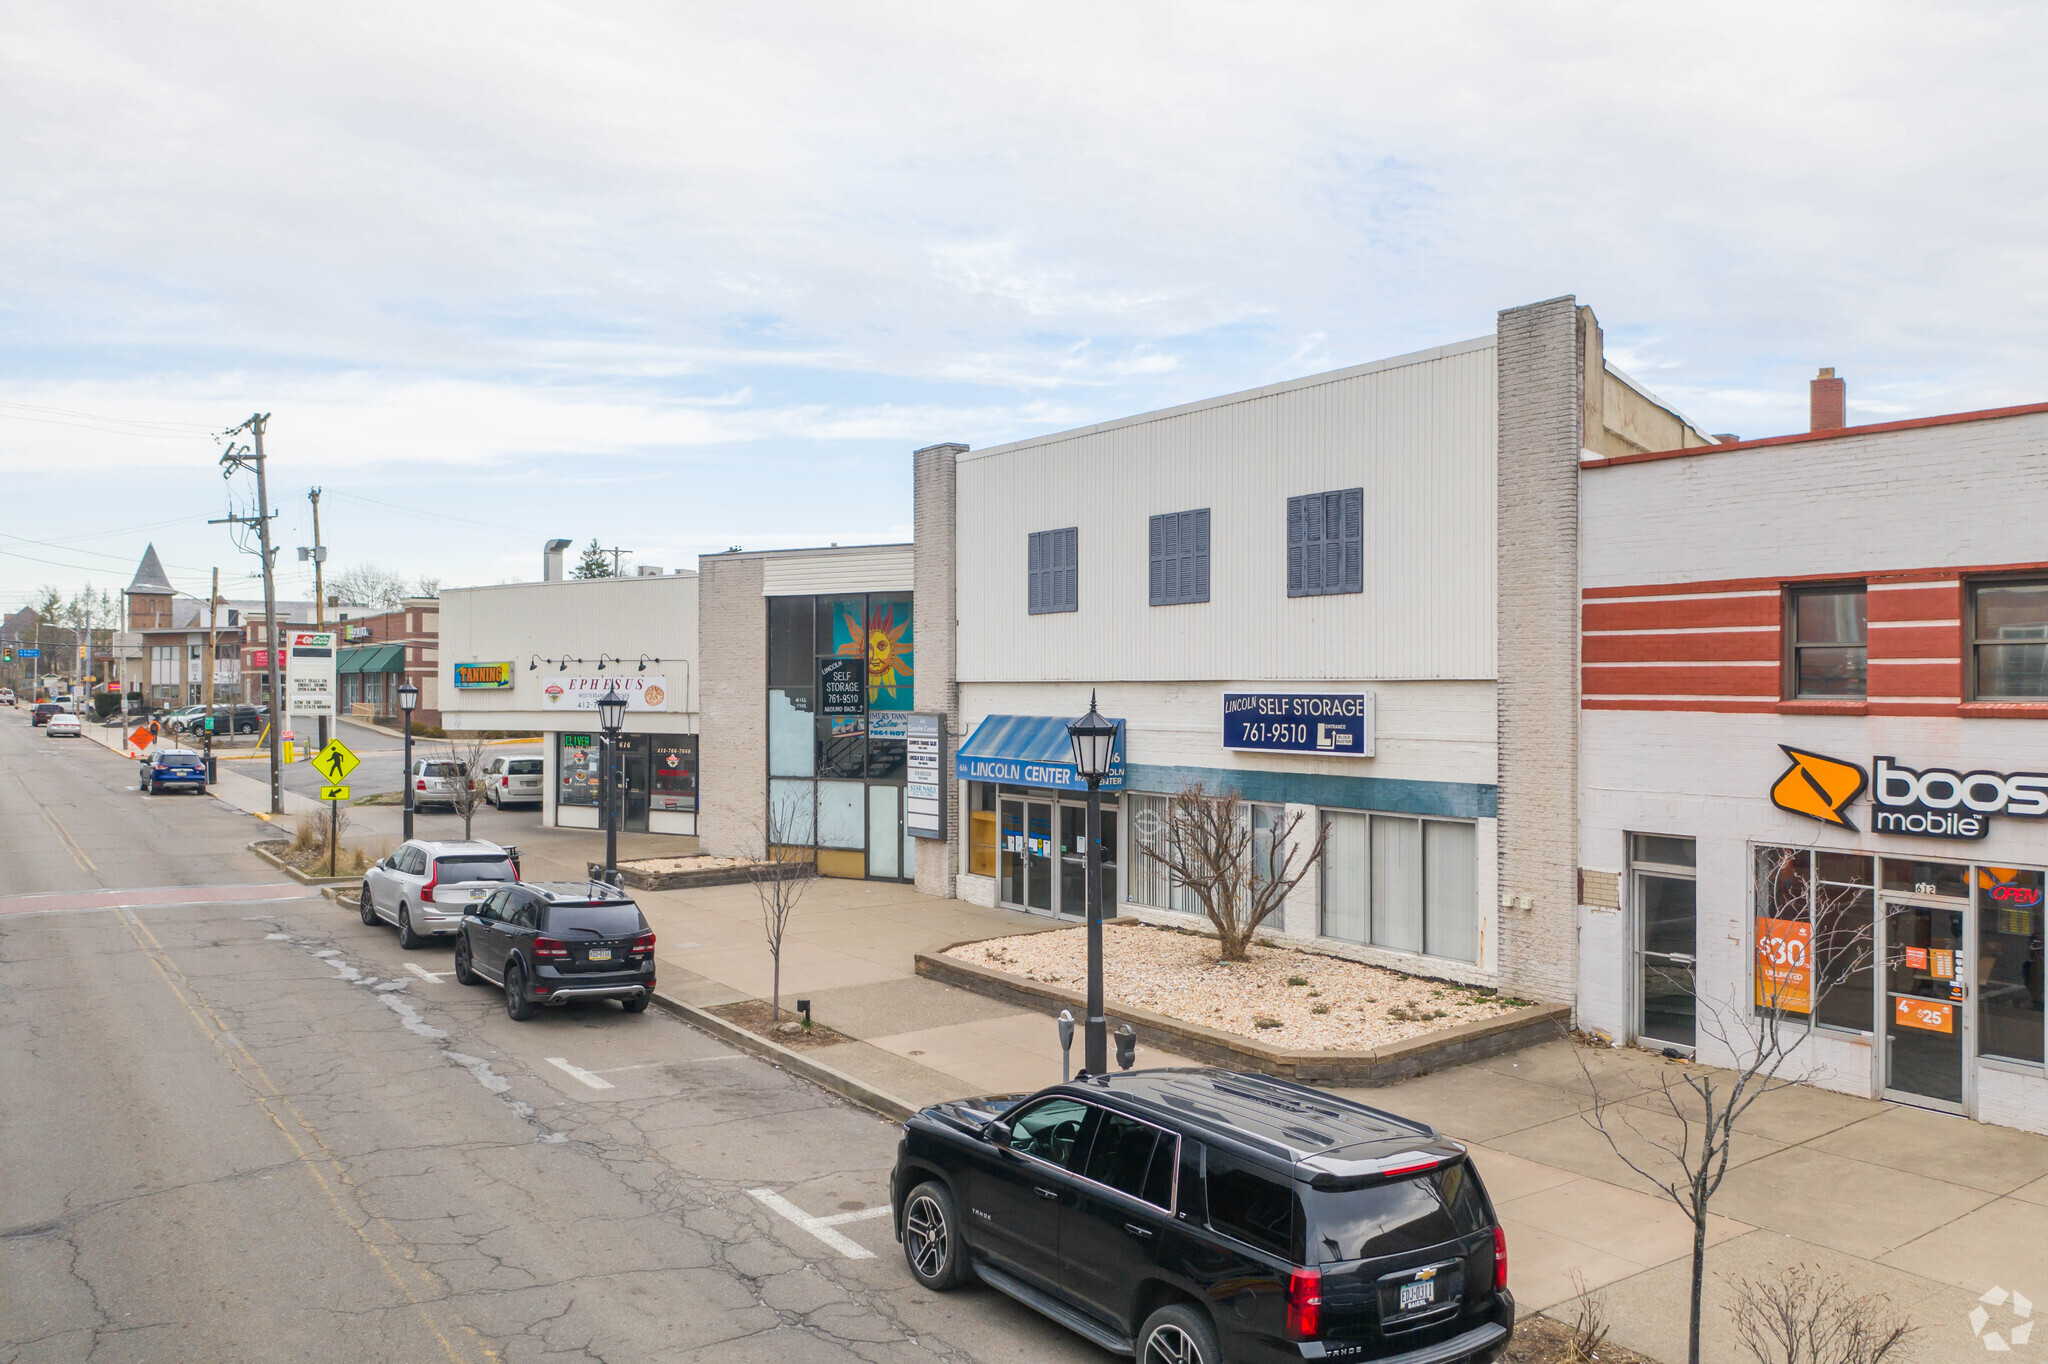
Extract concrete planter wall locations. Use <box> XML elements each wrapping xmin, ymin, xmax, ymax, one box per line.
<box><xmin>915</xmin><ymin>948</ymin><xmax>1570</xmax><ymax>1087</ymax></box>
<box><xmin>614</xmin><ymin>864</ymin><xmax>763</xmax><ymax>891</ymax></box>
<box><xmin>248</xmin><ymin>840</ymin><xmax>362</xmax><ymax>887</ymax></box>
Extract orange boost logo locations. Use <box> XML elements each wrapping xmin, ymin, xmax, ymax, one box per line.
<box><xmin>1770</xmin><ymin>747</ymin><xmax>1870</xmax><ymax>830</ymax></box>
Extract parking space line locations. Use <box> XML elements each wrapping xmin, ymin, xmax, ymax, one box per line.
<box><xmin>746</xmin><ymin>1188</ymin><xmax>881</xmax><ymax>1259</ymax></box>
<box><xmin>590</xmin><ymin>1056</ymin><xmax>745</xmax><ymax>1075</ymax></box>
<box><xmin>405</xmin><ymin>963</ymin><xmax>449</xmax><ymax>984</ymax></box>
<box><xmin>813</xmin><ymin>1205</ymin><xmax>892</xmax><ymax>1228</ymax></box>
<box><xmin>545</xmin><ymin>1057</ymin><xmax>615</xmax><ymax>1090</ymax></box>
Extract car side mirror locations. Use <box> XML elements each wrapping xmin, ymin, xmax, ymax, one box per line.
<box><xmin>983</xmin><ymin>1119</ymin><xmax>1012</xmax><ymax>1149</ymax></box>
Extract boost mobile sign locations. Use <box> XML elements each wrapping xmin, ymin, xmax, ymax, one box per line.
<box><xmin>1772</xmin><ymin>747</ymin><xmax>2048</xmax><ymax>841</ymax></box>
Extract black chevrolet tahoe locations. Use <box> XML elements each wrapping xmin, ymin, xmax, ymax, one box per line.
<box><xmin>891</xmin><ymin>1068</ymin><xmax>1512</xmax><ymax>1364</ymax></box>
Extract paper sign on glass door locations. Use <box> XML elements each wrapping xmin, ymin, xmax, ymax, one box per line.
<box><xmin>1893</xmin><ymin>997</ymin><xmax>1954</xmax><ymax>1034</ymax></box>
<box><xmin>1904</xmin><ymin>946</ymin><xmax>1927</xmax><ymax>971</ymax></box>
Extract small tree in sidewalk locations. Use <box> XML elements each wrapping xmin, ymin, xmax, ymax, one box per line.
<box><xmin>438</xmin><ymin>733</ymin><xmax>491</xmax><ymax>840</ymax></box>
<box><xmin>1575</xmin><ymin>847</ymin><xmax>1880</xmax><ymax>1364</ymax></box>
<box><xmin>1133</xmin><ymin>782</ymin><xmax>1326</xmax><ymax>961</ymax></box>
<box><xmin>748</xmin><ymin>784</ymin><xmax>818</xmax><ymax>1021</ymax></box>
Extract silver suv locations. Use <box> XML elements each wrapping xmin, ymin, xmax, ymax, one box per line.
<box><xmin>359</xmin><ymin>839</ymin><xmax>520</xmax><ymax>948</ymax></box>
<box><xmin>408</xmin><ymin>757</ymin><xmax>473</xmax><ymax>812</ymax></box>
<box><xmin>483</xmin><ymin>755</ymin><xmax>544</xmax><ymax>808</ymax></box>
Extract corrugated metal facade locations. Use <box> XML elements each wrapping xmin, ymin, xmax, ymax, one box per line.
<box><xmin>759</xmin><ymin>546</ymin><xmax>914</xmax><ymax>596</ymax></box>
<box><xmin>956</xmin><ymin>339</ymin><xmax>1499</xmax><ymax>683</ymax></box>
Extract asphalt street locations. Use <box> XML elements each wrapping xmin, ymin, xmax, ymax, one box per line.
<box><xmin>0</xmin><ymin>712</ymin><xmax>1097</xmax><ymax>1363</ymax></box>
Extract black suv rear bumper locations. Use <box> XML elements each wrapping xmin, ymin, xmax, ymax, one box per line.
<box><xmin>527</xmin><ymin>962</ymin><xmax>656</xmax><ymax>1007</ymax></box>
<box><xmin>1295</xmin><ymin>1296</ymin><xmax>1513</xmax><ymax>1364</ymax></box>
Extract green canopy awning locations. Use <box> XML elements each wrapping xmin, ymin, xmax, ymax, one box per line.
<box><xmin>338</xmin><ymin>643</ymin><xmax>404</xmax><ymax>675</ymax></box>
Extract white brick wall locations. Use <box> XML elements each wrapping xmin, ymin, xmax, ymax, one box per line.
<box><xmin>1494</xmin><ymin>297</ymin><xmax>1585</xmax><ymax>1003</ymax></box>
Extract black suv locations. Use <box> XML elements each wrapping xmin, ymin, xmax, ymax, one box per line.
<box><xmin>891</xmin><ymin>1069</ymin><xmax>1511</xmax><ymax>1364</ymax></box>
<box><xmin>452</xmin><ymin>882</ymin><xmax>657</xmax><ymax>1020</ymax></box>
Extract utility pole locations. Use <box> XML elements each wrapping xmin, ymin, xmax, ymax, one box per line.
<box><xmin>214</xmin><ymin>414</ymin><xmax>284</xmax><ymax>815</ymax></box>
<box><xmin>309</xmin><ymin>486</ymin><xmax>328</xmax><ymax>752</ymax></box>
<box><xmin>202</xmin><ymin>567</ymin><xmax>218</xmax><ymax>757</ymax></box>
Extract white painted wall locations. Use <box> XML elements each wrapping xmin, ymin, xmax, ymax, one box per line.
<box><xmin>956</xmin><ymin>339</ymin><xmax>1499</xmax><ymax>684</ymax></box>
<box><xmin>758</xmin><ymin>545</ymin><xmax>913</xmax><ymax>596</ymax></box>
<box><xmin>438</xmin><ymin>574</ymin><xmax>700</xmax><ymax>720</ymax></box>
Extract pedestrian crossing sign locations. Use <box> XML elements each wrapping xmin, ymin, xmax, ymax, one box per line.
<box><xmin>313</xmin><ymin>738</ymin><xmax>359</xmax><ymax>783</ymax></box>
<box><xmin>320</xmin><ymin>784</ymin><xmax>351</xmax><ymax>802</ymax></box>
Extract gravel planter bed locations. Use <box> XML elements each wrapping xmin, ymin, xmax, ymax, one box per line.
<box><xmin>945</xmin><ymin>923</ymin><xmax>1526</xmax><ymax>1052</ymax></box>
<box><xmin>615</xmin><ymin>854</ymin><xmax>764</xmax><ymax>891</ymax></box>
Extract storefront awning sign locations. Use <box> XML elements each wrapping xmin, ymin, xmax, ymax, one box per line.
<box><xmin>1222</xmin><ymin>692</ymin><xmax>1374</xmax><ymax>757</ymax></box>
<box><xmin>1771</xmin><ymin>746</ymin><xmax>2048</xmax><ymax>841</ymax></box>
<box><xmin>956</xmin><ymin>713</ymin><xmax>1125</xmax><ymax>792</ymax></box>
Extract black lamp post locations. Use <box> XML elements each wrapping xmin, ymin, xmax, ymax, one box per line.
<box><xmin>1067</xmin><ymin>690</ymin><xmax>1118</xmax><ymax>1075</ymax></box>
<box><xmin>597</xmin><ymin>684</ymin><xmax>627</xmax><ymax>875</ymax></box>
<box><xmin>397</xmin><ymin>679</ymin><xmax>419</xmax><ymax>841</ymax></box>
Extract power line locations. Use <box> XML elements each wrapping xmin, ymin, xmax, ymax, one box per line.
<box><xmin>0</xmin><ymin>398</ymin><xmax>221</xmax><ymax>435</ymax></box>
<box><xmin>324</xmin><ymin>488</ymin><xmax>506</xmax><ymax>533</ymax></box>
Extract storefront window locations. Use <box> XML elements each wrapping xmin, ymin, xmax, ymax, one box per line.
<box><xmin>1127</xmin><ymin>792</ymin><xmax>1196</xmax><ymax>914</ymax></box>
<box><xmin>1880</xmin><ymin>857</ymin><xmax>1969</xmax><ymax>899</ymax></box>
<box><xmin>969</xmin><ymin>782</ymin><xmax>999</xmax><ymax>877</ymax></box>
<box><xmin>1977</xmin><ymin>867</ymin><xmax>2045</xmax><ymax>1065</ymax></box>
<box><xmin>767</xmin><ymin>778</ymin><xmax>815</xmax><ymax>845</ymax></box>
<box><xmin>557</xmin><ymin>733</ymin><xmax>599</xmax><ymax>807</ymax></box>
<box><xmin>651</xmin><ymin>735</ymin><xmax>697</xmax><ymax>813</ymax></box>
<box><xmin>1319</xmin><ymin>812</ymin><xmax>1476</xmax><ymax>963</ymax></box>
<box><xmin>817</xmin><ymin>780</ymin><xmax>865</xmax><ymax>850</ymax></box>
<box><xmin>769</xmin><ymin>689</ymin><xmax>813</xmax><ymax>777</ymax></box>
<box><xmin>1754</xmin><ymin>847</ymin><xmax>1875</xmax><ymax>1033</ymax></box>
<box><xmin>1788</xmin><ymin>584</ymin><xmax>1867</xmax><ymax>697</ymax></box>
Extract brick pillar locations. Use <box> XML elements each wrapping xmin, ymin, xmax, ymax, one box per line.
<box><xmin>697</xmin><ymin>554</ymin><xmax>766</xmax><ymax>857</ymax></box>
<box><xmin>913</xmin><ymin>442</ymin><xmax>966</xmax><ymax>899</ymax></box>
<box><xmin>1495</xmin><ymin>296</ymin><xmax>1585</xmax><ymax>1004</ymax></box>
<box><xmin>1810</xmin><ymin>367</ymin><xmax>1846</xmax><ymax>432</ymax></box>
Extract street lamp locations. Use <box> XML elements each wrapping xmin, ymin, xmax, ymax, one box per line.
<box><xmin>398</xmin><ymin>679</ymin><xmax>419</xmax><ymax>841</ymax></box>
<box><xmin>1067</xmin><ymin>690</ymin><xmax>1118</xmax><ymax>1075</ymax></box>
<box><xmin>597</xmin><ymin>683</ymin><xmax>627</xmax><ymax>876</ymax></box>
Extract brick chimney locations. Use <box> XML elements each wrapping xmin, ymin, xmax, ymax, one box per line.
<box><xmin>1810</xmin><ymin>367</ymin><xmax>1846</xmax><ymax>432</ymax></box>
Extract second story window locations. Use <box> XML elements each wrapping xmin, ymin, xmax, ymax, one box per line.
<box><xmin>1287</xmin><ymin>488</ymin><xmax>1363</xmax><ymax>597</ymax></box>
<box><xmin>1787</xmin><ymin>584</ymin><xmax>1867</xmax><ymax>697</ymax></box>
<box><xmin>1970</xmin><ymin>578</ymin><xmax>2048</xmax><ymax>699</ymax></box>
<box><xmin>1149</xmin><ymin>509</ymin><xmax>1210</xmax><ymax>606</ymax></box>
<box><xmin>1028</xmin><ymin>527</ymin><xmax>1078</xmax><ymax>615</ymax></box>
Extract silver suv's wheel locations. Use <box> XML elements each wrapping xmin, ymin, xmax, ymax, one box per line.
<box><xmin>1138</xmin><ymin>1305</ymin><xmax>1219</xmax><ymax>1364</ymax></box>
<box><xmin>901</xmin><ymin>1181</ymin><xmax>965</xmax><ymax>1289</ymax></box>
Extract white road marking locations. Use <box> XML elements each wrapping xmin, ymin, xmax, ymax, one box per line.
<box><xmin>746</xmin><ymin>1188</ymin><xmax>882</xmax><ymax>1258</ymax></box>
<box><xmin>545</xmin><ymin>1057</ymin><xmax>615</xmax><ymax>1090</ymax></box>
<box><xmin>405</xmin><ymin>963</ymin><xmax>449</xmax><ymax>984</ymax></box>
<box><xmin>814</xmin><ymin>1205</ymin><xmax>892</xmax><ymax>1228</ymax></box>
<box><xmin>591</xmin><ymin>1056</ymin><xmax>744</xmax><ymax>1075</ymax></box>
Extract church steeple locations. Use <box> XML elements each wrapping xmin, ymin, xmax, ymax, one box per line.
<box><xmin>127</xmin><ymin>543</ymin><xmax>175</xmax><ymax>630</ymax></box>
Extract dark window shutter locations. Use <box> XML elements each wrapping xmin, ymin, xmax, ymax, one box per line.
<box><xmin>1303</xmin><ymin>494</ymin><xmax>1325</xmax><ymax>593</ymax></box>
<box><xmin>1287</xmin><ymin>496</ymin><xmax>1306</xmax><ymax>596</ymax></box>
<box><xmin>1149</xmin><ymin>515</ymin><xmax>1165</xmax><ymax>606</ymax></box>
<box><xmin>1341</xmin><ymin>488</ymin><xmax>1364</xmax><ymax>593</ymax></box>
<box><xmin>1192</xmin><ymin>509</ymin><xmax>1210</xmax><ymax>602</ymax></box>
<box><xmin>1322</xmin><ymin>492</ymin><xmax>1343</xmax><ymax>593</ymax></box>
<box><xmin>1028</xmin><ymin>531</ymin><xmax>1044</xmax><ymax>614</ymax></box>
<box><xmin>1150</xmin><ymin>510</ymin><xmax>1211</xmax><ymax>606</ymax></box>
<box><xmin>1062</xmin><ymin>528</ymin><xmax>1078</xmax><ymax>610</ymax></box>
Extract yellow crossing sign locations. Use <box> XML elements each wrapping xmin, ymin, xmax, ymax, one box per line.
<box><xmin>313</xmin><ymin>738</ymin><xmax>359</xmax><ymax>783</ymax></box>
<box><xmin>319</xmin><ymin>784</ymin><xmax>351</xmax><ymax>802</ymax></box>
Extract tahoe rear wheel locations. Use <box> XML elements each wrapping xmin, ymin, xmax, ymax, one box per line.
<box><xmin>452</xmin><ymin>935</ymin><xmax>477</xmax><ymax>986</ymax></box>
<box><xmin>504</xmin><ymin>963</ymin><xmax>535</xmax><ymax>1021</ymax></box>
<box><xmin>359</xmin><ymin>885</ymin><xmax>377</xmax><ymax>926</ymax></box>
<box><xmin>621</xmin><ymin>994</ymin><xmax>650</xmax><ymax>1013</ymax></box>
<box><xmin>1138</xmin><ymin>1305</ymin><xmax>1219</xmax><ymax>1364</ymax></box>
<box><xmin>902</xmin><ymin>1181</ymin><xmax>966</xmax><ymax>1290</ymax></box>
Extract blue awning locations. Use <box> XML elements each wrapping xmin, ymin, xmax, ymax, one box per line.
<box><xmin>955</xmin><ymin>714</ymin><xmax>1125</xmax><ymax>792</ymax></box>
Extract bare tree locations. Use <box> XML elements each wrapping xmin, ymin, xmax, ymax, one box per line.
<box><xmin>437</xmin><ymin>734</ymin><xmax>491</xmax><ymax>840</ymax></box>
<box><xmin>329</xmin><ymin>563</ymin><xmax>409</xmax><ymax>612</ymax></box>
<box><xmin>748</xmin><ymin>784</ymin><xmax>818</xmax><ymax>1020</ymax></box>
<box><xmin>1728</xmin><ymin>1266</ymin><xmax>1916</xmax><ymax>1364</ymax></box>
<box><xmin>1577</xmin><ymin>848</ymin><xmax>1878</xmax><ymax>1364</ymax></box>
<box><xmin>412</xmin><ymin>576</ymin><xmax>441</xmax><ymax>598</ymax></box>
<box><xmin>1133</xmin><ymin>782</ymin><xmax>1327</xmax><ymax>961</ymax></box>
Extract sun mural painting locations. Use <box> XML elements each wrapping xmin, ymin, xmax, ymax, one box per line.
<box><xmin>832</xmin><ymin>597</ymin><xmax>914</xmax><ymax>710</ymax></box>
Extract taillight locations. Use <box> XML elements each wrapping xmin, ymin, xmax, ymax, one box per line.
<box><xmin>1493</xmin><ymin>1225</ymin><xmax>1507</xmax><ymax>1291</ymax></box>
<box><xmin>416</xmin><ymin>778</ymin><xmax>426</xmax><ymax>790</ymax></box>
<box><xmin>1285</xmin><ymin>1268</ymin><xmax>1321</xmax><ymax>1340</ymax></box>
<box><xmin>501</xmin><ymin>776</ymin><xmax>509</xmax><ymax>787</ymax></box>
<box><xmin>533</xmin><ymin>937</ymin><xmax>569</xmax><ymax>960</ymax></box>
<box><xmin>632</xmin><ymin>932</ymin><xmax>656</xmax><ymax>953</ymax></box>
<box><xmin>420</xmin><ymin>866</ymin><xmax>438</xmax><ymax>903</ymax></box>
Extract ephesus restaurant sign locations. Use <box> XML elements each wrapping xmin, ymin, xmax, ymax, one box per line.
<box><xmin>1771</xmin><ymin>747</ymin><xmax>2048</xmax><ymax>841</ymax></box>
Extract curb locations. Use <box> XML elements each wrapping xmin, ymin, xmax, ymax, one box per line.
<box><xmin>247</xmin><ymin>840</ymin><xmax>364</xmax><ymax>887</ymax></box>
<box><xmin>648</xmin><ymin>990</ymin><xmax>919</xmax><ymax>1122</ymax></box>
<box><xmin>915</xmin><ymin>950</ymin><xmax>1572</xmax><ymax>1087</ymax></box>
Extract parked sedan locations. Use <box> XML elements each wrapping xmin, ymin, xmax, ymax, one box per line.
<box><xmin>359</xmin><ymin>839</ymin><xmax>520</xmax><ymax>948</ymax></box>
<box><xmin>45</xmin><ymin>712</ymin><xmax>82</xmax><ymax>738</ymax></box>
<box><xmin>482</xmin><ymin>755</ymin><xmax>544</xmax><ymax>808</ymax></box>
<box><xmin>452</xmin><ymin>881</ymin><xmax>656</xmax><ymax>1020</ymax></box>
<box><xmin>139</xmin><ymin>748</ymin><xmax>208</xmax><ymax>794</ymax></box>
<box><xmin>890</xmin><ymin>1069</ymin><xmax>1513</xmax><ymax>1364</ymax></box>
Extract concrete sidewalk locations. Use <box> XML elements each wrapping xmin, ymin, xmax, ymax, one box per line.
<box><xmin>626</xmin><ymin>874</ymin><xmax>2043</xmax><ymax>1362</ymax></box>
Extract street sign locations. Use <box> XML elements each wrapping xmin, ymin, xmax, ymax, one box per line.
<box><xmin>19</xmin><ymin>647</ymin><xmax>39</xmax><ymax>658</ymax></box>
<box><xmin>313</xmin><ymin>737</ymin><xmax>360</xmax><ymax>783</ymax></box>
<box><xmin>288</xmin><ymin>631</ymin><xmax>337</xmax><ymax>719</ymax></box>
<box><xmin>319</xmin><ymin>784</ymin><xmax>351</xmax><ymax>802</ymax></box>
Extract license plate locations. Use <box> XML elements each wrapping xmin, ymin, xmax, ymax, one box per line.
<box><xmin>1398</xmin><ymin>1281</ymin><xmax>1434</xmax><ymax>1312</ymax></box>
<box><xmin>587</xmin><ymin>948</ymin><xmax>613</xmax><ymax>962</ymax></box>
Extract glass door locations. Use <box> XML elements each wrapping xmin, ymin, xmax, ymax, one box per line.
<box><xmin>1882</xmin><ymin>898</ymin><xmax>1969</xmax><ymax>1112</ymax></box>
<box><xmin>867</xmin><ymin>786</ymin><xmax>901</xmax><ymax>880</ymax></box>
<box><xmin>1636</xmin><ymin>870</ymin><xmax>1698</xmax><ymax>1050</ymax></box>
<box><xmin>1059</xmin><ymin>806</ymin><xmax>1088</xmax><ymax>919</ymax></box>
<box><xmin>620</xmin><ymin>736</ymin><xmax>650</xmax><ymax>832</ymax></box>
<box><xmin>1000</xmin><ymin>798</ymin><xmax>1027</xmax><ymax>907</ymax></box>
<box><xmin>1026</xmin><ymin>800</ymin><xmax>1053</xmax><ymax>912</ymax></box>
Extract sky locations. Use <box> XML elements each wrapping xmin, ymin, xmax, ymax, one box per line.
<box><xmin>4</xmin><ymin>2</ymin><xmax>2044</xmax><ymax>613</ymax></box>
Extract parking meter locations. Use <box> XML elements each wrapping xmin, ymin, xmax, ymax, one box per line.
<box><xmin>1115</xmin><ymin>1023</ymin><xmax>1138</xmax><ymax>1071</ymax></box>
<box><xmin>1056</xmin><ymin>1010</ymin><xmax>1075</xmax><ymax>1082</ymax></box>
